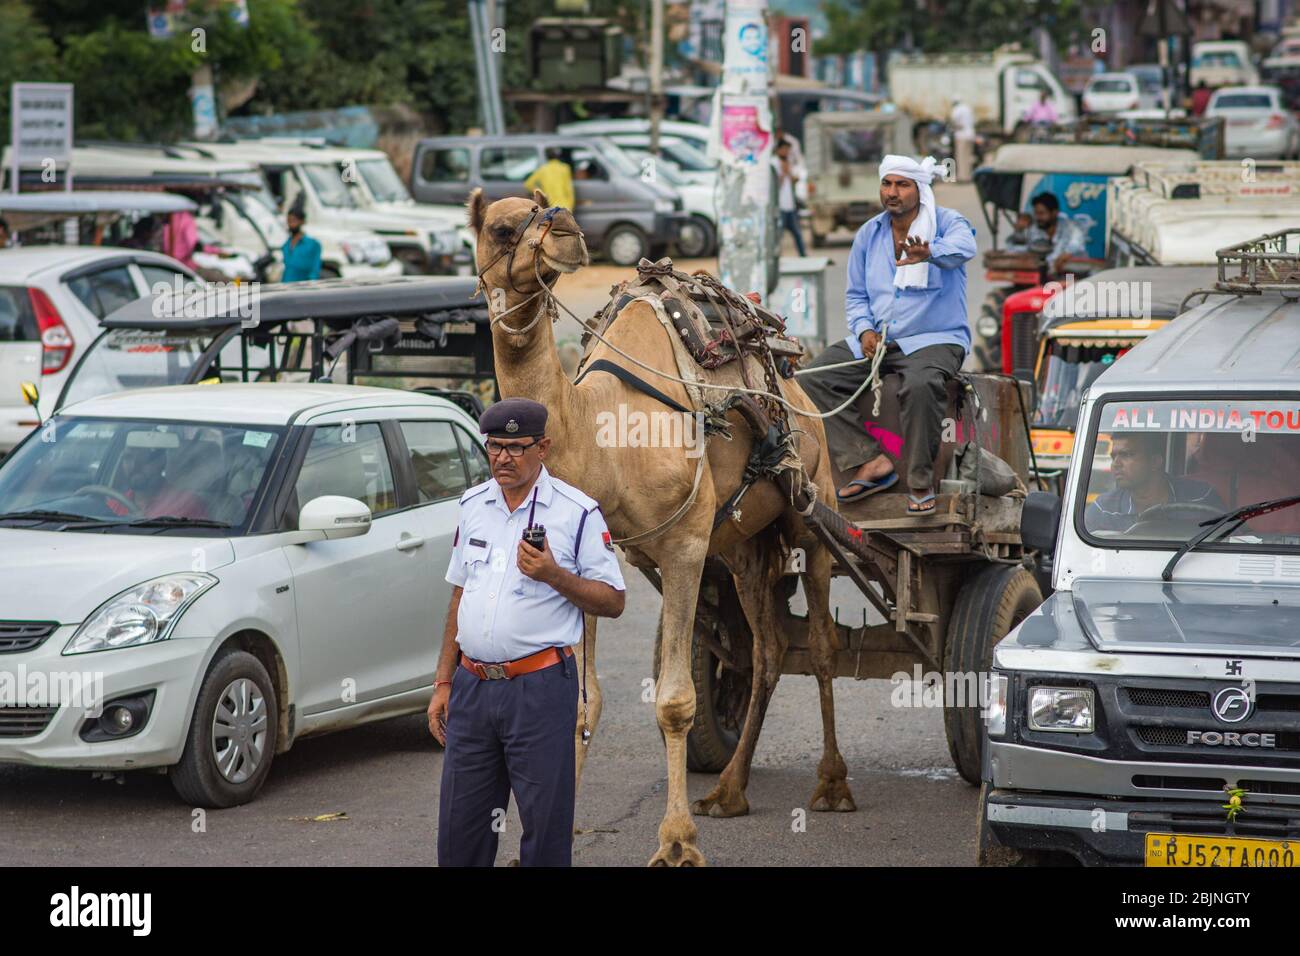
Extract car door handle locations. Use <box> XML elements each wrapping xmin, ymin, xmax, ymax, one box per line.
<box><xmin>396</xmin><ymin>535</ymin><xmax>426</xmax><ymax>552</ymax></box>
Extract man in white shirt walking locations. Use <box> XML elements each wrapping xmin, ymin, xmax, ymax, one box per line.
<box><xmin>772</xmin><ymin>139</ymin><xmax>806</xmax><ymax>256</ymax></box>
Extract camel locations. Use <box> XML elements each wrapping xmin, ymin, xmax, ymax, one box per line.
<box><xmin>468</xmin><ymin>188</ymin><xmax>856</xmax><ymax>866</ymax></box>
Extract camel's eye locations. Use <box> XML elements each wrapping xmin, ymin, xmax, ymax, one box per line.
<box><xmin>491</xmin><ymin>224</ymin><xmax>514</xmax><ymax>243</ymax></box>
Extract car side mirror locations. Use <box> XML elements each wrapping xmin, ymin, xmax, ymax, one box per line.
<box><xmin>298</xmin><ymin>495</ymin><xmax>372</xmax><ymax>539</ymax></box>
<box><xmin>1021</xmin><ymin>490</ymin><xmax>1062</xmax><ymax>555</ymax></box>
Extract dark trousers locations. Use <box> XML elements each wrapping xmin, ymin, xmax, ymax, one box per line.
<box><xmin>801</xmin><ymin>340</ymin><xmax>964</xmax><ymax>492</ymax></box>
<box><xmin>437</xmin><ymin>653</ymin><xmax>578</xmax><ymax>867</ymax></box>
<box><xmin>780</xmin><ymin>209</ymin><xmax>807</xmax><ymax>256</ymax></box>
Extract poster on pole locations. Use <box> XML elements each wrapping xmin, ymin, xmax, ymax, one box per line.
<box><xmin>10</xmin><ymin>83</ymin><xmax>74</xmax><ymax>194</ymax></box>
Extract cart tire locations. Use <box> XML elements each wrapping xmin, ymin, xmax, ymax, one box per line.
<box><xmin>652</xmin><ymin>610</ymin><xmax>749</xmax><ymax>774</ymax></box>
<box><xmin>943</xmin><ymin>564</ymin><xmax>1041</xmax><ymax>786</ymax></box>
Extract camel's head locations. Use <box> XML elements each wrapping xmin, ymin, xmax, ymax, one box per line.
<box><xmin>468</xmin><ymin>188</ymin><xmax>588</xmax><ymax>299</ymax></box>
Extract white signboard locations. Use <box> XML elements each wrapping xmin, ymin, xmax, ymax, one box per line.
<box><xmin>10</xmin><ymin>82</ymin><xmax>74</xmax><ymax>194</ymax></box>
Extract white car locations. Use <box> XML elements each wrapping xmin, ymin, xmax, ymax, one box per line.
<box><xmin>556</xmin><ymin>118</ymin><xmax>712</xmax><ymax>156</ymax></box>
<box><xmin>1206</xmin><ymin>86</ymin><xmax>1300</xmax><ymax>158</ymax></box>
<box><xmin>0</xmin><ymin>382</ymin><xmax>488</xmax><ymax>806</ymax></box>
<box><xmin>1082</xmin><ymin>73</ymin><xmax>1142</xmax><ymax>113</ymax></box>
<box><xmin>0</xmin><ymin>247</ymin><xmax>202</xmax><ymax>453</ymax></box>
<box><xmin>609</xmin><ymin>143</ymin><xmax>717</xmax><ymax>257</ymax></box>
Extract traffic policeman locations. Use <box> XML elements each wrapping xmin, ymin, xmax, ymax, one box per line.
<box><xmin>428</xmin><ymin>398</ymin><xmax>626</xmax><ymax>867</ymax></box>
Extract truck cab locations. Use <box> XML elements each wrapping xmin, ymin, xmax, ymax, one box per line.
<box><xmin>980</xmin><ymin>236</ymin><xmax>1300</xmax><ymax>866</ymax></box>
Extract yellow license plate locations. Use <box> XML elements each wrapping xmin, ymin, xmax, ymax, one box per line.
<box><xmin>1146</xmin><ymin>833</ymin><xmax>1300</xmax><ymax>867</ymax></box>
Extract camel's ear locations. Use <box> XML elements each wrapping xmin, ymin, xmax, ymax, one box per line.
<box><xmin>467</xmin><ymin>188</ymin><xmax>487</xmax><ymax>235</ymax></box>
<box><xmin>531</xmin><ymin>188</ymin><xmax>550</xmax><ymax>208</ymax></box>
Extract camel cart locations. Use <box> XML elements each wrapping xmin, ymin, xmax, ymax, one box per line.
<box><xmin>646</xmin><ymin>370</ymin><xmax>1042</xmax><ymax>786</ymax></box>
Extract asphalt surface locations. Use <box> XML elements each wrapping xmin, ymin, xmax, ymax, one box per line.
<box><xmin>0</xmin><ymin>183</ymin><xmax>993</xmax><ymax>867</ymax></box>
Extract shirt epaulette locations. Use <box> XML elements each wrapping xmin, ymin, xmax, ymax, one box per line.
<box><xmin>460</xmin><ymin>480</ymin><xmax>493</xmax><ymax>505</ymax></box>
<box><xmin>551</xmin><ymin>478</ymin><xmax>598</xmax><ymax>512</ymax></box>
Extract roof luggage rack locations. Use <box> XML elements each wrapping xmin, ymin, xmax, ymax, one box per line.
<box><xmin>1179</xmin><ymin>229</ymin><xmax>1300</xmax><ymax>309</ymax></box>
<box><xmin>1035</xmin><ymin>115</ymin><xmax>1225</xmax><ymax>158</ymax></box>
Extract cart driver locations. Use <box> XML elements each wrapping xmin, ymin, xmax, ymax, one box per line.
<box><xmin>1004</xmin><ymin>192</ymin><xmax>1087</xmax><ymax>279</ymax></box>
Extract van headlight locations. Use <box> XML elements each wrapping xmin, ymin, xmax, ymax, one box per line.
<box><xmin>984</xmin><ymin>673</ymin><xmax>1009</xmax><ymax>737</ymax></box>
<box><xmin>1028</xmin><ymin>686</ymin><xmax>1095</xmax><ymax>733</ymax></box>
<box><xmin>64</xmin><ymin>573</ymin><xmax>217</xmax><ymax>655</ymax></box>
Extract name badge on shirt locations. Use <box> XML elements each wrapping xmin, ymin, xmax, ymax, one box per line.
<box><xmin>468</xmin><ymin>538</ymin><xmax>488</xmax><ymax>549</ymax></box>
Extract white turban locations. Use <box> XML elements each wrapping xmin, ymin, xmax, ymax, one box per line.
<box><xmin>879</xmin><ymin>154</ymin><xmax>939</xmax><ymax>290</ymax></box>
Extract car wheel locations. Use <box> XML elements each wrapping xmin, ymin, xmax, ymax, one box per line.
<box><xmin>675</xmin><ymin>216</ymin><xmax>716</xmax><ymax>258</ymax></box>
<box><xmin>604</xmin><ymin>225</ymin><xmax>650</xmax><ymax>267</ymax></box>
<box><xmin>169</xmin><ymin>648</ymin><xmax>279</xmax><ymax>808</ymax></box>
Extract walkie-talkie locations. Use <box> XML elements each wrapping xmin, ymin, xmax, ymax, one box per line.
<box><xmin>522</xmin><ymin>486</ymin><xmax>546</xmax><ymax>549</ymax></box>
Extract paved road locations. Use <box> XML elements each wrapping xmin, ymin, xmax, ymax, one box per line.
<box><xmin>0</xmin><ymin>184</ymin><xmax>991</xmax><ymax>867</ymax></box>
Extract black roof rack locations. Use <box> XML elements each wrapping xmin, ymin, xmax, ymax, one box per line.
<box><xmin>1179</xmin><ymin>229</ymin><xmax>1300</xmax><ymax>310</ymax></box>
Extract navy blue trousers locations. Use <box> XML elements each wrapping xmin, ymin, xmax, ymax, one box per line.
<box><xmin>437</xmin><ymin>654</ymin><xmax>578</xmax><ymax>867</ymax></box>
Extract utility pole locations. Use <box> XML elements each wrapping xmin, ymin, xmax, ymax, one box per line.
<box><xmin>714</xmin><ymin>0</ymin><xmax>775</xmax><ymax>299</ymax></box>
<box><xmin>649</xmin><ymin>0</ymin><xmax>665</xmax><ymax>156</ymax></box>
<box><xmin>469</xmin><ymin>0</ymin><xmax>505</xmax><ymax>134</ymax></box>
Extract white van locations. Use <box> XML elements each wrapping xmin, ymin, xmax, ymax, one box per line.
<box><xmin>1191</xmin><ymin>40</ymin><xmax>1260</xmax><ymax>88</ymax></box>
<box><xmin>176</xmin><ymin>140</ymin><xmax>470</xmax><ymax>275</ymax></box>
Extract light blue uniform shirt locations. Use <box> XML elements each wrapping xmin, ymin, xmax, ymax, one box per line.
<box><xmin>843</xmin><ymin>206</ymin><xmax>977</xmax><ymax>358</ymax></box>
<box><xmin>445</xmin><ymin>465</ymin><xmax>625</xmax><ymax>663</ymax></box>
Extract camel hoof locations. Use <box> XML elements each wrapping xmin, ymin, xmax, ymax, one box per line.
<box><xmin>810</xmin><ymin>780</ymin><xmax>858</xmax><ymax>813</ymax></box>
<box><xmin>648</xmin><ymin>841</ymin><xmax>707</xmax><ymax>867</ymax></box>
<box><xmin>691</xmin><ymin>792</ymin><xmax>750</xmax><ymax>818</ymax></box>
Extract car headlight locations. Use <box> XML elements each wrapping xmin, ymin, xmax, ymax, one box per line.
<box><xmin>341</xmin><ymin>240</ymin><xmax>366</xmax><ymax>264</ymax></box>
<box><xmin>976</xmin><ymin>313</ymin><xmax>1000</xmax><ymax>338</ymax></box>
<box><xmin>654</xmin><ymin>198</ymin><xmax>674</xmax><ymax>214</ymax></box>
<box><xmin>1028</xmin><ymin>686</ymin><xmax>1095</xmax><ymax>733</ymax></box>
<box><xmin>64</xmin><ymin>573</ymin><xmax>217</xmax><ymax>655</ymax></box>
<box><xmin>985</xmin><ymin>673</ymin><xmax>1009</xmax><ymax>737</ymax></box>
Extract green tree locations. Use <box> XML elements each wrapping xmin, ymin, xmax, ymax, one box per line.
<box><xmin>0</xmin><ymin>0</ymin><xmax>63</xmax><ymax>146</ymax></box>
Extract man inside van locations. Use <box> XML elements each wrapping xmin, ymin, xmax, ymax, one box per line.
<box><xmin>524</xmin><ymin>148</ymin><xmax>575</xmax><ymax>213</ymax></box>
<box><xmin>1085</xmin><ymin>432</ymin><xmax>1224</xmax><ymax>533</ymax></box>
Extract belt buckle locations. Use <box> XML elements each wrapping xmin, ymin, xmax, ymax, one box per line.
<box><xmin>482</xmin><ymin>663</ymin><xmax>508</xmax><ymax>680</ymax></box>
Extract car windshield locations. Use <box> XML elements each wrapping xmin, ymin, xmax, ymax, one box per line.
<box><xmin>1033</xmin><ymin>342</ymin><xmax>1123</xmax><ymax>431</ymax></box>
<box><xmin>660</xmin><ymin>139</ymin><xmax>714</xmax><ymax>172</ymax></box>
<box><xmin>828</xmin><ymin>127</ymin><xmax>885</xmax><ymax>163</ymax></box>
<box><xmin>1195</xmin><ymin>51</ymin><xmax>1243</xmax><ymax>68</ymax></box>
<box><xmin>1213</xmin><ymin>93</ymin><xmax>1274</xmax><ymax>109</ymax></box>
<box><xmin>1079</xmin><ymin>397</ymin><xmax>1300</xmax><ymax>547</ymax></box>
<box><xmin>303</xmin><ymin>163</ymin><xmax>356</xmax><ymax>208</ymax></box>
<box><xmin>591</xmin><ymin>142</ymin><xmax>639</xmax><ymax>177</ymax></box>
<box><xmin>357</xmin><ymin>158</ymin><xmax>412</xmax><ymax>203</ymax></box>
<box><xmin>0</xmin><ymin>417</ymin><xmax>283</xmax><ymax>532</ymax></box>
<box><xmin>1090</xmin><ymin>78</ymin><xmax>1134</xmax><ymax>93</ymax></box>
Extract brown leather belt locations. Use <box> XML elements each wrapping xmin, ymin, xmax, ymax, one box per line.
<box><xmin>460</xmin><ymin>645</ymin><xmax>573</xmax><ymax>681</ymax></box>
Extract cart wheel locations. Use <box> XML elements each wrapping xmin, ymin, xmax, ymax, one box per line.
<box><xmin>943</xmin><ymin>564</ymin><xmax>1041</xmax><ymax>786</ymax></box>
<box><xmin>652</xmin><ymin>595</ymin><xmax>750</xmax><ymax>774</ymax></box>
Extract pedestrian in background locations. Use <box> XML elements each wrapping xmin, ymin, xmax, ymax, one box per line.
<box><xmin>524</xmin><ymin>147</ymin><xmax>575</xmax><ymax>212</ymax></box>
<box><xmin>772</xmin><ymin>139</ymin><xmax>807</xmax><ymax>256</ymax></box>
<box><xmin>282</xmin><ymin>199</ymin><xmax>322</xmax><ymax>282</ymax></box>
<box><xmin>429</xmin><ymin>398</ymin><xmax>625</xmax><ymax>867</ymax></box>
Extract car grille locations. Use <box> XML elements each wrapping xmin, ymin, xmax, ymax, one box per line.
<box><xmin>0</xmin><ymin>706</ymin><xmax>57</xmax><ymax>737</ymax></box>
<box><xmin>1128</xmin><ymin>802</ymin><xmax>1300</xmax><ymax>838</ymax></box>
<box><xmin>1117</xmin><ymin>679</ymin><xmax>1300</xmax><ymax>768</ymax></box>
<box><xmin>1009</xmin><ymin>311</ymin><xmax>1038</xmax><ymax>378</ymax></box>
<box><xmin>0</xmin><ymin>621</ymin><xmax>57</xmax><ymax>654</ymax></box>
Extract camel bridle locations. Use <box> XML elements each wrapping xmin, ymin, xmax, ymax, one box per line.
<box><xmin>476</xmin><ymin>204</ymin><xmax>571</xmax><ymax>334</ymax></box>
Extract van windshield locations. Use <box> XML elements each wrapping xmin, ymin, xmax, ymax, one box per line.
<box><xmin>303</xmin><ymin>163</ymin><xmax>356</xmax><ymax>208</ymax></box>
<box><xmin>357</xmin><ymin>158</ymin><xmax>412</xmax><ymax>203</ymax></box>
<box><xmin>1079</xmin><ymin>397</ymin><xmax>1300</xmax><ymax>547</ymax></box>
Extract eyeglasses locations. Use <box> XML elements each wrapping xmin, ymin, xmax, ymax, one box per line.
<box><xmin>485</xmin><ymin>438</ymin><xmax>541</xmax><ymax>459</ymax></box>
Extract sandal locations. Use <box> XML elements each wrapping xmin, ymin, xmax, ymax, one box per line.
<box><xmin>836</xmin><ymin>472</ymin><xmax>899</xmax><ymax>503</ymax></box>
<box><xmin>907</xmin><ymin>492</ymin><xmax>937</xmax><ymax>514</ymax></box>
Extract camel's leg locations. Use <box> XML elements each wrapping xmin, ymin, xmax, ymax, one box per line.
<box><xmin>573</xmin><ymin>613</ymin><xmax>601</xmax><ymax>793</ymax></box>
<box><xmin>649</xmin><ymin>546</ymin><xmax>708</xmax><ymax>867</ymax></box>
<box><xmin>692</xmin><ymin>536</ymin><xmax>784</xmax><ymax>819</ymax></box>
<box><xmin>802</xmin><ymin>542</ymin><xmax>856</xmax><ymax>812</ymax></box>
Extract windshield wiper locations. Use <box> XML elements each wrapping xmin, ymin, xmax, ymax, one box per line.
<box><xmin>1162</xmin><ymin>495</ymin><xmax>1300</xmax><ymax>582</ymax></box>
<box><xmin>73</xmin><ymin>515</ymin><xmax>233</xmax><ymax>532</ymax></box>
<box><xmin>0</xmin><ymin>509</ymin><xmax>97</xmax><ymax>524</ymax></box>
